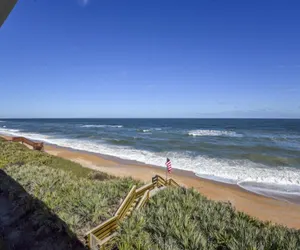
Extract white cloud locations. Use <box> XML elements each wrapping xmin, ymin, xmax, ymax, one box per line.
<box><xmin>78</xmin><ymin>0</ymin><xmax>89</xmax><ymax>6</ymax></box>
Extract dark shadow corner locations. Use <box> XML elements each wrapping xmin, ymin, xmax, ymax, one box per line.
<box><xmin>0</xmin><ymin>169</ymin><xmax>86</xmax><ymax>250</ymax></box>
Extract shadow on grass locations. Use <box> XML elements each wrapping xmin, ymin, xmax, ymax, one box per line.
<box><xmin>0</xmin><ymin>169</ymin><xmax>86</xmax><ymax>250</ymax></box>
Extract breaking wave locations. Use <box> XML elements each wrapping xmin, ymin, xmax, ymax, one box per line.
<box><xmin>81</xmin><ymin>124</ymin><xmax>123</xmax><ymax>128</ymax></box>
<box><xmin>1</xmin><ymin>125</ymin><xmax>300</xmax><ymax>203</ymax></box>
<box><xmin>188</xmin><ymin>129</ymin><xmax>243</xmax><ymax>137</ymax></box>
<box><xmin>0</xmin><ymin>128</ymin><xmax>21</xmax><ymax>134</ymax></box>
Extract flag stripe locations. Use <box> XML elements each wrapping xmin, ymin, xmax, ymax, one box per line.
<box><xmin>165</xmin><ymin>158</ymin><xmax>172</xmax><ymax>173</ymax></box>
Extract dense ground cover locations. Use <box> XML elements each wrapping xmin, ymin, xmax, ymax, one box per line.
<box><xmin>4</xmin><ymin>164</ymin><xmax>138</xmax><ymax>238</ymax></box>
<box><xmin>1</xmin><ymin>138</ymin><xmax>300</xmax><ymax>250</ymax></box>
<box><xmin>0</xmin><ymin>138</ymin><xmax>139</xmax><ymax>249</ymax></box>
<box><xmin>116</xmin><ymin>188</ymin><xmax>300</xmax><ymax>250</ymax></box>
<box><xmin>0</xmin><ymin>137</ymin><xmax>94</xmax><ymax>178</ymax></box>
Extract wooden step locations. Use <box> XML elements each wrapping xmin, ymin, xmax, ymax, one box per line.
<box><xmin>123</xmin><ymin>198</ymin><xmax>140</xmax><ymax>218</ymax></box>
<box><xmin>85</xmin><ymin>175</ymin><xmax>181</xmax><ymax>249</ymax></box>
<box><xmin>99</xmin><ymin>232</ymin><xmax>118</xmax><ymax>246</ymax></box>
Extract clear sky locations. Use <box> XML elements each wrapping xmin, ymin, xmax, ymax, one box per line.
<box><xmin>1</xmin><ymin>0</ymin><xmax>299</xmax><ymax>118</ymax></box>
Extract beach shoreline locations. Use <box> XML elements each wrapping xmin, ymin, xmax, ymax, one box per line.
<box><xmin>2</xmin><ymin>134</ymin><xmax>300</xmax><ymax>229</ymax></box>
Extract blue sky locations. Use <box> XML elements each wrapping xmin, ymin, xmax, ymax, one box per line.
<box><xmin>1</xmin><ymin>0</ymin><xmax>299</xmax><ymax>118</ymax></box>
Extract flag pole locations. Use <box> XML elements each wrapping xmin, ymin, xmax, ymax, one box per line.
<box><xmin>165</xmin><ymin>164</ymin><xmax>168</xmax><ymax>182</ymax></box>
<box><xmin>165</xmin><ymin>158</ymin><xmax>171</xmax><ymax>184</ymax></box>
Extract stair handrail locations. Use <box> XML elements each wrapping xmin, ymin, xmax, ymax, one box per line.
<box><xmin>115</xmin><ymin>185</ymin><xmax>136</xmax><ymax>217</ymax></box>
<box><xmin>168</xmin><ymin>178</ymin><xmax>180</xmax><ymax>187</ymax></box>
<box><xmin>85</xmin><ymin>175</ymin><xmax>181</xmax><ymax>249</ymax></box>
<box><xmin>11</xmin><ymin>136</ymin><xmax>44</xmax><ymax>151</ymax></box>
<box><xmin>135</xmin><ymin>182</ymin><xmax>155</xmax><ymax>198</ymax></box>
<box><xmin>136</xmin><ymin>190</ymin><xmax>150</xmax><ymax>210</ymax></box>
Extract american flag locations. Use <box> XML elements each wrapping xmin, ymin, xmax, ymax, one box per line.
<box><xmin>165</xmin><ymin>158</ymin><xmax>172</xmax><ymax>173</ymax></box>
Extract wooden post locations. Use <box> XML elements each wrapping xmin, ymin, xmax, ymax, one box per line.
<box><xmin>165</xmin><ymin>165</ymin><xmax>168</xmax><ymax>183</ymax></box>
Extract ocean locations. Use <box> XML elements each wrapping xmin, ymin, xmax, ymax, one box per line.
<box><xmin>1</xmin><ymin>118</ymin><xmax>300</xmax><ymax>202</ymax></box>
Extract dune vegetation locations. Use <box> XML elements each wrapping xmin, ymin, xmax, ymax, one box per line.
<box><xmin>116</xmin><ymin>188</ymin><xmax>300</xmax><ymax>250</ymax></box>
<box><xmin>0</xmin><ymin>138</ymin><xmax>140</xmax><ymax>248</ymax></box>
<box><xmin>1</xmin><ymin>138</ymin><xmax>300</xmax><ymax>249</ymax></box>
<box><xmin>4</xmin><ymin>164</ymin><xmax>139</xmax><ymax>238</ymax></box>
<box><xmin>0</xmin><ymin>137</ymin><xmax>94</xmax><ymax>178</ymax></box>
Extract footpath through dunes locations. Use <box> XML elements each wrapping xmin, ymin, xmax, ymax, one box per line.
<box><xmin>85</xmin><ymin>175</ymin><xmax>180</xmax><ymax>249</ymax></box>
<box><xmin>11</xmin><ymin>136</ymin><xmax>44</xmax><ymax>151</ymax></box>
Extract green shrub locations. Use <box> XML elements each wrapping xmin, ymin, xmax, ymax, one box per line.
<box><xmin>88</xmin><ymin>171</ymin><xmax>114</xmax><ymax>181</ymax></box>
<box><xmin>0</xmin><ymin>139</ymin><xmax>142</xmax><ymax>242</ymax></box>
<box><xmin>0</xmin><ymin>167</ymin><xmax>85</xmax><ymax>249</ymax></box>
<box><xmin>116</xmin><ymin>188</ymin><xmax>300</xmax><ymax>250</ymax></box>
<box><xmin>0</xmin><ymin>139</ymin><xmax>92</xmax><ymax>178</ymax></box>
<box><xmin>4</xmin><ymin>164</ymin><xmax>140</xmax><ymax>239</ymax></box>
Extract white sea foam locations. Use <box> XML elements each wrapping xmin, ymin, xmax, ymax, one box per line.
<box><xmin>237</xmin><ymin>181</ymin><xmax>300</xmax><ymax>198</ymax></box>
<box><xmin>188</xmin><ymin>129</ymin><xmax>242</xmax><ymax>137</ymax></box>
<box><xmin>138</xmin><ymin>128</ymin><xmax>161</xmax><ymax>133</ymax></box>
<box><xmin>81</xmin><ymin>124</ymin><xmax>123</xmax><ymax>128</ymax></box>
<box><xmin>0</xmin><ymin>128</ymin><xmax>51</xmax><ymax>141</ymax></box>
<box><xmin>1</xmin><ymin>127</ymin><xmax>300</xmax><ymax>198</ymax></box>
<box><xmin>0</xmin><ymin>128</ymin><xmax>21</xmax><ymax>134</ymax></box>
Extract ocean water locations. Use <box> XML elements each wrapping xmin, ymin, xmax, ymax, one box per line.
<box><xmin>1</xmin><ymin>118</ymin><xmax>300</xmax><ymax>202</ymax></box>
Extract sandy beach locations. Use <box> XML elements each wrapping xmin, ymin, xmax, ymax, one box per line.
<box><xmin>2</xmin><ymin>135</ymin><xmax>300</xmax><ymax>229</ymax></box>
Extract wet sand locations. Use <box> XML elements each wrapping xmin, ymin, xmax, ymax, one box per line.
<box><xmin>2</xmin><ymin>135</ymin><xmax>300</xmax><ymax>229</ymax></box>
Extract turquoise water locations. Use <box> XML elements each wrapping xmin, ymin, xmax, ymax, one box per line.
<box><xmin>1</xmin><ymin>119</ymin><xmax>300</xmax><ymax>201</ymax></box>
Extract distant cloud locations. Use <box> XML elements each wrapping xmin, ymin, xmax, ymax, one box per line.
<box><xmin>78</xmin><ymin>0</ymin><xmax>89</xmax><ymax>6</ymax></box>
<box><xmin>195</xmin><ymin>109</ymin><xmax>300</xmax><ymax>119</ymax></box>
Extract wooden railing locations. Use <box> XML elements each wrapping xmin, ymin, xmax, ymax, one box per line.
<box><xmin>168</xmin><ymin>178</ymin><xmax>180</xmax><ymax>187</ymax></box>
<box><xmin>11</xmin><ymin>137</ymin><xmax>44</xmax><ymax>151</ymax></box>
<box><xmin>136</xmin><ymin>190</ymin><xmax>150</xmax><ymax>210</ymax></box>
<box><xmin>152</xmin><ymin>174</ymin><xmax>168</xmax><ymax>187</ymax></box>
<box><xmin>85</xmin><ymin>175</ymin><xmax>180</xmax><ymax>249</ymax></box>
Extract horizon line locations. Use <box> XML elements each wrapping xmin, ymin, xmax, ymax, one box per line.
<box><xmin>1</xmin><ymin>117</ymin><xmax>300</xmax><ymax>120</ymax></box>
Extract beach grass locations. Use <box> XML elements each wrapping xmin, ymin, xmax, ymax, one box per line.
<box><xmin>116</xmin><ymin>187</ymin><xmax>300</xmax><ymax>250</ymax></box>
<box><xmin>0</xmin><ymin>166</ymin><xmax>85</xmax><ymax>249</ymax></box>
<box><xmin>4</xmin><ymin>164</ymin><xmax>139</xmax><ymax>239</ymax></box>
<box><xmin>0</xmin><ymin>138</ymin><xmax>141</xmax><ymax>245</ymax></box>
<box><xmin>0</xmin><ymin>138</ymin><xmax>97</xmax><ymax>178</ymax></box>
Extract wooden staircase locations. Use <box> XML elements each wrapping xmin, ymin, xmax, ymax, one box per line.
<box><xmin>85</xmin><ymin>175</ymin><xmax>180</xmax><ymax>249</ymax></box>
<box><xmin>123</xmin><ymin>197</ymin><xmax>140</xmax><ymax>219</ymax></box>
<box><xmin>10</xmin><ymin>137</ymin><xmax>44</xmax><ymax>151</ymax></box>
